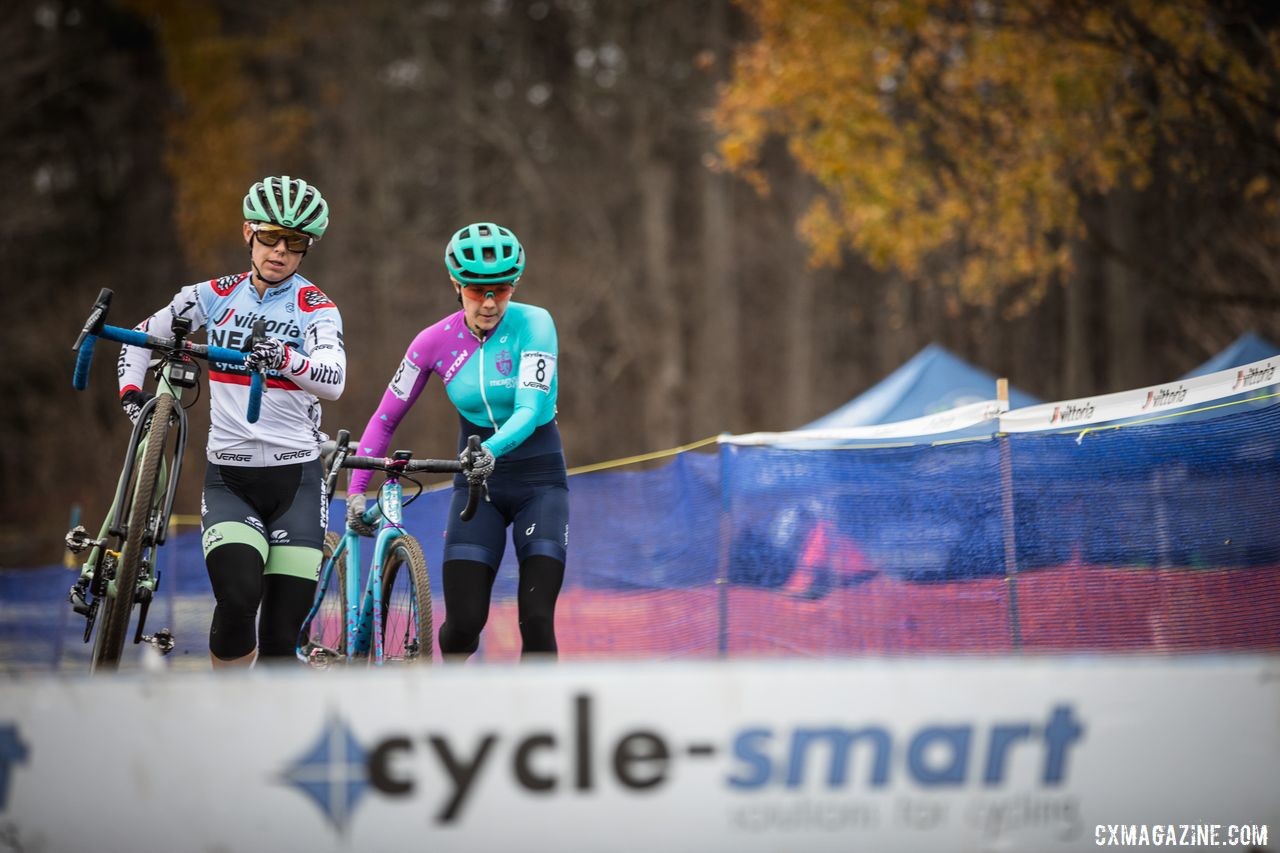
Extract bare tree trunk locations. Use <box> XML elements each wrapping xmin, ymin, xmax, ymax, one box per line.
<box><xmin>640</xmin><ymin>159</ymin><xmax>681</xmax><ymax>448</ymax></box>
<box><xmin>692</xmin><ymin>0</ymin><xmax>739</xmax><ymax>437</ymax></box>
<box><xmin>784</xmin><ymin>173</ymin><xmax>817</xmax><ymax>422</ymax></box>
<box><xmin>978</xmin><ymin>301</ymin><xmax>999</xmax><ymax>373</ymax></box>
<box><xmin>452</xmin><ymin>3</ymin><xmax>475</xmax><ymax>218</ymax></box>
<box><xmin>1105</xmin><ymin>188</ymin><xmax>1144</xmax><ymax>390</ymax></box>
<box><xmin>1063</xmin><ymin>242</ymin><xmax>1090</xmax><ymax>397</ymax></box>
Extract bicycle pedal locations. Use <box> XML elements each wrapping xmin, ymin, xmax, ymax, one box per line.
<box><xmin>306</xmin><ymin>646</ymin><xmax>337</xmax><ymax>669</ymax></box>
<box><xmin>142</xmin><ymin>628</ymin><xmax>175</xmax><ymax>655</ymax></box>
<box><xmin>64</xmin><ymin>525</ymin><xmax>100</xmax><ymax>554</ymax></box>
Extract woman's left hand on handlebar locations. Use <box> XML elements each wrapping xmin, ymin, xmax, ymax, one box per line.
<box><xmin>462</xmin><ymin>445</ymin><xmax>495</xmax><ymax>483</ymax></box>
<box><xmin>244</xmin><ymin>338</ymin><xmax>289</xmax><ymax>371</ymax></box>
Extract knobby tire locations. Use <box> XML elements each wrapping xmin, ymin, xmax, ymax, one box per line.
<box><xmin>92</xmin><ymin>394</ymin><xmax>174</xmax><ymax>672</ymax></box>
<box><xmin>379</xmin><ymin>537</ymin><xmax>432</xmax><ymax>664</ymax></box>
<box><xmin>306</xmin><ymin>530</ymin><xmax>347</xmax><ymax>663</ymax></box>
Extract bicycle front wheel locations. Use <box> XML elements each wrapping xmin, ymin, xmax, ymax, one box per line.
<box><xmin>379</xmin><ymin>536</ymin><xmax>433</xmax><ymax>664</ymax></box>
<box><xmin>93</xmin><ymin>394</ymin><xmax>174</xmax><ymax>672</ymax></box>
<box><xmin>301</xmin><ymin>531</ymin><xmax>347</xmax><ymax>666</ymax></box>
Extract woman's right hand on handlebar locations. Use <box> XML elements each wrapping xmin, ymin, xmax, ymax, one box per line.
<box><xmin>345</xmin><ymin>493</ymin><xmax>378</xmax><ymax>537</ymax></box>
<box><xmin>120</xmin><ymin>388</ymin><xmax>154</xmax><ymax>425</ymax></box>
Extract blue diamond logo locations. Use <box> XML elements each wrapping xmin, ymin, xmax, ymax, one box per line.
<box><xmin>280</xmin><ymin>715</ymin><xmax>370</xmax><ymax>833</ymax></box>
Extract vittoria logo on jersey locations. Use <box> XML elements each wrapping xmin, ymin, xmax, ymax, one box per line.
<box><xmin>496</xmin><ymin>349</ymin><xmax>513</xmax><ymax>376</ymax></box>
<box><xmin>298</xmin><ymin>286</ymin><xmax>335</xmax><ymax>313</ymax></box>
<box><xmin>211</xmin><ymin>272</ymin><xmax>249</xmax><ymax>297</ymax></box>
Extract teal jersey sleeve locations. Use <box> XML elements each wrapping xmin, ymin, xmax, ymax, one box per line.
<box><xmin>353</xmin><ymin>302</ymin><xmax>560</xmax><ymax>473</ymax></box>
<box><xmin>482</xmin><ymin>304</ymin><xmax>558</xmax><ymax>457</ymax></box>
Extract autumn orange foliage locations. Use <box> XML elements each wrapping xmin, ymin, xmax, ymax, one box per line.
<box><xmin>715</xmin><ymin>0</ymin><xmax>1280</xmax><ymax>309</ymax></box>
<box><xmin>120</xmin><ymin>1</ymin><xmax>311</xmax><ymax>269</ymax></box>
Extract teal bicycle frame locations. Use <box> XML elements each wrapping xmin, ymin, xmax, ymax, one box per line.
<box><xmin>329</xmin><ymin>471</ymin><xmax>414</xmax><ymax>663</ymax></box>
<box><xmin>298</xmin><ymin>435</ymin><xmax>483</xmax><ymax>666</ymax></box>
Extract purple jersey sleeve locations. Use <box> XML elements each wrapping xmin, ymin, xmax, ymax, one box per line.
<box><xmin>347</xmin><ymin>326</ymin><xmax>437</xmax><ymax>496</ymax></box>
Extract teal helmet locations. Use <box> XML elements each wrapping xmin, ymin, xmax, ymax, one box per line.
<box><xmin>243</xmin><ymin>176</ymin><xmax>329</xmax><ymax>240</ymax></box>
<box><xmin>445</xmin><ymin>222</ymin><xmax>525</xmax><ymax>285</ymax></box>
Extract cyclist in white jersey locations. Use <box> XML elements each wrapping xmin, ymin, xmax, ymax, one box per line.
<box><xmin>117</xmin><ymin>176</ymin><xmax>345</xmax><ymax>668</ymax></box>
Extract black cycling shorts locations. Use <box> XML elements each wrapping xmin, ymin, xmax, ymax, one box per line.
<box><xmin>200</xmin><ymin>459</ymin><xmax>326</xmax><ymax>580</ymax></box>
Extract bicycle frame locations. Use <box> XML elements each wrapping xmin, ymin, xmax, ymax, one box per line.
<box><xmin>76</xmin><ymin>371</ymin><xmax>188</xmax><ymax>631</ymax></box>
<box><xmin>68</xmin><ymin>287</ymin><xmax>266</xmax><ymax>668</ymax></box>
<box><xmin>299</xmin><ymin>435</ymin><xmax>483</xmax><ymax>667</ymax></box>
<box><xmin>317</xmin><ymin>474</ymin><xmax>415</xmax><ymax>665</ymax></box>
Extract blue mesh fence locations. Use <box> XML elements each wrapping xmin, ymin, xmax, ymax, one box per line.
<box><xmin>3</xmin><ymin>402</ymin><xmax>1278</xmax><ymax>670</ymax></box>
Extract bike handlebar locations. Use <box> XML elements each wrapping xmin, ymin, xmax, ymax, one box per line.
<box><xmin>342</xmin><ymin>455</ymin><xmax>465</xmax><ymax>474</ymax></box>
<box><xmin>72</xmin><ymin>288</ymin><xmax>265</xmax><ymax>423</ymax></box>
<box><xmin>336</xmin><ymin>434</ymin><xmax>486</xmax><ymax>522</ymax></box>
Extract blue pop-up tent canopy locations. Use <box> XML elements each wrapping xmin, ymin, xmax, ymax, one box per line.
<box><xmin>801</xmin><ymin>343</ymin><xmax>1041</xmax><ymax>430</ymax></box>
<box><xmin>1180</xmin><ymin>331</ymin><xmax>1279</xmax><ymax>378</ymax></box>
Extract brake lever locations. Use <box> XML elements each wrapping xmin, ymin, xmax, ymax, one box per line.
<box><xmin>72</xmin><ymin>288</ymin><xmax>113</xmax><ymax>352</ymax></box>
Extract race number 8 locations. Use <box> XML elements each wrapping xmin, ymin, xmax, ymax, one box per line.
<box><xmin>519</xmin><ymin>350</ymin><xmax>556</xmax><ymax>392</ymax></box>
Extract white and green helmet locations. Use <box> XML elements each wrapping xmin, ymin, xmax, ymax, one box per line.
<box><xmin>242</xmin><ymin>176</ymin><xmax>329</xmax><ymax>240</ymax></box>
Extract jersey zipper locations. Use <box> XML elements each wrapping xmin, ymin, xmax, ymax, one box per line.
<box><xmin>476</xmin><ymin>333</ymin><xmax>499</xmax><ymax>429</ymax></box>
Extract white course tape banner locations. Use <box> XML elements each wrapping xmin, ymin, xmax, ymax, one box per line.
<box><xmin>1</xmin><ymin>657</ymin><xmax>1276</xmax><ymax>853</ymax></box>
<box><xmin>999</xmin><ymin>355</ymin><xmax>1280</xmax><ymax>433</ymax></box>
<box><xmin>722</xmin><ymin>399</ymin><xmax>1005</xmax><ymax>445</ymax></box>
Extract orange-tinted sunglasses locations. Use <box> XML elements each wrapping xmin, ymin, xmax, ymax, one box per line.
<box><xmin>460</xmin><ymin>284</ymin><xmax>515</xmax><ymax>303</ymax></box>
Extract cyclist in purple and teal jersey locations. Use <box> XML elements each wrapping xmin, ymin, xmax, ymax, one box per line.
<box><xmin>118</xmin><ymin>176</ymin><xmax>345</xmax><ymax>668</ymax></box>
<box><xmin>347</xmin><ymin>222</ymin><xmax>567</xmax><ymax>660</ymax></box>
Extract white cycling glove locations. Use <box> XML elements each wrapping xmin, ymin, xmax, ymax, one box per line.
<box><xmin>244</xmin><ymin>337</ymin><xmax>289</xmax><ymax>372</ymax></box>
<box><xmin>120</xmin><ymin>389</ymin><xmax>154</xmax><ymax>425</ymax></box>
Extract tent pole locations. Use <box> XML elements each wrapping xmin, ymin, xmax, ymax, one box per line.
<box><xmin>997</xmin><ymin>378</ymin><xmax>1024</xmax><ymax>652</ymax></box>
<box><xmin>716</xmin><ymin>438</ymin><xmax>731</xmax><ymax>659</ymax></box>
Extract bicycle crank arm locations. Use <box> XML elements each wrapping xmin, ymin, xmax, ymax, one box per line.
<box><xmin>68</xmin><ymin>577</ymin><xmax>93</xmax><ymax>616</ymax></box>
<box><xmin>80</xmin><ymin>599</ymin><xmax>99</xmax><ymax>643</ymax></box>
<box><xmin>133</xmin><ymin>587</ymin><xmax>154</xmax><ymax>645</ymax></box>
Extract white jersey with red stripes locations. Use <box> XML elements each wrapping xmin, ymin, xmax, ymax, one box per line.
<box><xmin>118</xmin><ymin>271</ymin><xmax>345</xmax><ymax>467</ymax></box>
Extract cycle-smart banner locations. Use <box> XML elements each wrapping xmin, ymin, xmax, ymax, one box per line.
<box><xmin>0</xmin><ymin>657</ymin><xmax>1276</xmax><ymax>852</ymax></box>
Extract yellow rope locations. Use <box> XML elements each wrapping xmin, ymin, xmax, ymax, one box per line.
<box><xmin>160</xmin><ymin>436</ymin><xmax>722</xmax><ymax>525</ymax></box>
<box><xmin>154</xmin><ymin>391</ymin><xmax>1279</xmax><ymax>530</ymax></box>
<box><xmin>566</xmin><ymin>435</ymin><xmax>720</xmax><ymax>475</ymax></box>
<box><xmin>1071</xmin><ymin>390</ymin><xmax>1279</xmax><ymax>443</ymax></box>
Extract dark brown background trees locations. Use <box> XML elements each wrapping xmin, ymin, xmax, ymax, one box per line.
<box><xmin>4</xmin><ymin>0</ymin><xmax>1278</xmax><ymax>566</ymax></box>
